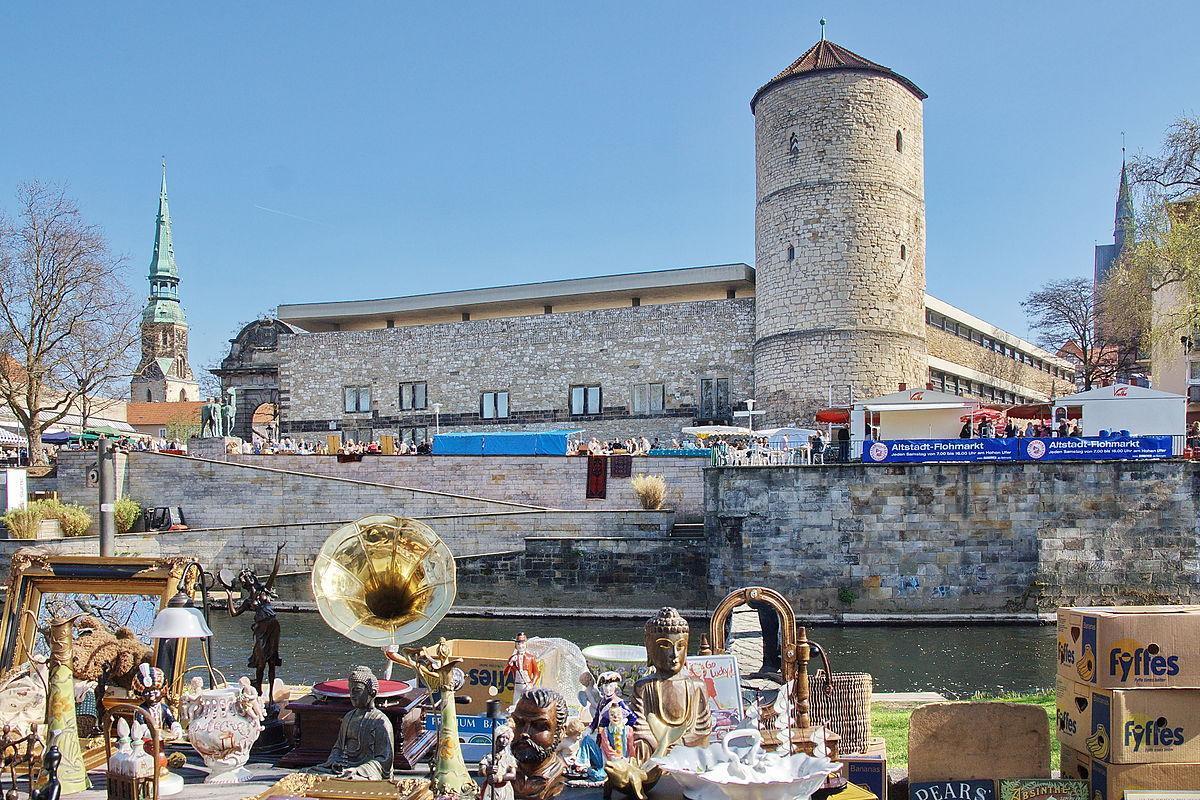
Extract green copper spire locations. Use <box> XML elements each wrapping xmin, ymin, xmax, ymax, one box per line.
<box><xmin>143</xmin><ymin>159</ymin><xmax>187</xmax><ymax>325</ymax></box>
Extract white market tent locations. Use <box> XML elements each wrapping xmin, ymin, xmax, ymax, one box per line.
<box><xmin>681</xmin><ymin>425</ymin><xmax>753</xmax><ymax>437</ymax></box>
<box><xmin>1052</xmin><ymin>383</ymin><xmax>1186</xmax><ymax>439</ymax></box>
<box><xmin>757</xmin><ymin>426</ymin><xmax>820</xmax><ymax>446</ymax></box>
<box><xmin>854</xmin><ymin>387</ymin><xmax>980</xmax><ymax>440</ymax></box>
<box><xmin>0</xmin><ymin>427</ymin><xmax>22</xmax><ymax>448</ymax></box>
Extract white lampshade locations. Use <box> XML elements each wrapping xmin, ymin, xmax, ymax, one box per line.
<box><xmin>148</xmin><ymin>606</ymin><xmax>213</xmax><ymax>639</ymax></box>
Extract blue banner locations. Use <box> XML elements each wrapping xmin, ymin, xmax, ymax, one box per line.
<box><xmin>1018</xmin><ymin>435</ymin><xmax>1174</xmax><ymax>461</ymax></box>
<box><xmin>864</xmin><ymin>436</ymin><xmax>1176</xmax><ymax>463</ymax></box>
<box><xmin>863</xmin><ymin>438</ymin><xmax>1015</xmax><ymax>463</ymax></box>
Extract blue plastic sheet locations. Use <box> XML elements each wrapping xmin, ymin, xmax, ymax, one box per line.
<box><xmin>431</xmin><ymin>429</ymin><xmax>583</xmax><ymax>456</ymax></box>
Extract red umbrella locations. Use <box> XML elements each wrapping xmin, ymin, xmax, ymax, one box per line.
<box><xmin>1005</xmin><ymin>403</ymin><xmax>1081</xmax><ymax>420</ymax></box>
<box><xmin>815</xmin><ymin>408</ymin><xmax>850</xmax><ymax>424</ymax></box>
<box><xmin>960</xmin><ymin>408</ymin><xmax>1004</xmax><ymax>423</ymax></box>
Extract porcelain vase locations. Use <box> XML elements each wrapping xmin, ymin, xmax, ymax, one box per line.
<box><xmin>181</xmin><ymin>686</ymin><xmax>265</xmax><ymax>783</ymax></box>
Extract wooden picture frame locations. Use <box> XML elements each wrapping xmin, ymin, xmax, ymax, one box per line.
<box><xmin>0</xmin><ymin>552</ymin><xmax>193</xmax><ymax>691</ymax></box>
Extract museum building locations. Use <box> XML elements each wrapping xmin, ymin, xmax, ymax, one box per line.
<box><xmin>269</xmin><ymin>38</ymin><xmax>1075</xmax><ymax>444</ymax></box>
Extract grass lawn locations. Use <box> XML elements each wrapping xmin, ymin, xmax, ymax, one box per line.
<box><xmin>871</xmin><ymin>691</ymin><xmax>1057</xmax><ymax>769</ymax></box>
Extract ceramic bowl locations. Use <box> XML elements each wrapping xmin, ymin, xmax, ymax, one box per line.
<box><xmin>581</xmin><ymin>644</ymin><xmax>650</xmax><ymax>696</ymax></box>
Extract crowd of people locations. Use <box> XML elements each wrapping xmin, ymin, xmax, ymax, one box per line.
<box><xmin>956</xmin><ymin>417</ymin><xmax>1083</xmax><ymax>439</ymax></box>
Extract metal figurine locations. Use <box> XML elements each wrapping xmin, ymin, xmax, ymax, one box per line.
<box><xmin>510</xmin><ymin>688</ymin><xmax>568</xmax><ymax>800</ymax></box>
<box><xmin>604</xmin><ymin>608</ymin><xmax>712</xmax><ymax>800</ymax></box>
<box><xmin>304</xmin><ymin>666</ymin><xmax>393</xmax><ymax>781</ymax></box>
<box><xmin>30</xmin><ymin>733</ymin><xmax>62</xmax><ymax>800</ymax></box>
<box><xmin>220</xmin><ymin>542</ymin><xmax>285</xmax><ymax>699</ymax></box>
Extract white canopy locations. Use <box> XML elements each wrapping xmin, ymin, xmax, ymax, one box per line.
<box><xmin>757</xmin><ymin>427</ymin><xmax>819</xmax><ymax>445</ymax></box>
<box><xmin>681</xmin><ymin>425</ymin><xmax>753</xmax><ymax>437</ymax></box>
<box><xmin>1053</xmin><ymin>383</ymin><xmax>1186</xmax><ymax>438</ymax></box>
<box><xmin>854</xmin><ymin>388</ymin><xmax>979</xmax><ymax>440</ymax></box>
<box><xmin>0</xmin><ymin>427</ymin><xmax>22</xmax><ymax>447</ymax></box>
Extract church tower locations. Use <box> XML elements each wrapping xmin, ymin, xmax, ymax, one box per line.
<box><xmin>751</xmin><ymin>35</ymin><xmax>929</xmax><ymax>424</ymax></box>
<box><xmin>131</xmin><ymin>162</ymin><xmax>199</xmax><ymax>403</ymax></box>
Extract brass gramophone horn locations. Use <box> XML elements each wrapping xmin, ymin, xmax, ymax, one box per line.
<box><xmin>311</xmin><ymin>514</ymin><xmax>457</xmax><ymax>647</ymax></box>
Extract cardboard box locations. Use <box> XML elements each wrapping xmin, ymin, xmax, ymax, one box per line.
<box><xmin>909</xmin><ymin>780</ymin><xmax>995</xmax><ymax>800</ymax></box>
<box><xmin>842</xmin><ymin>736</ymin><xmax>888</xmax><ymax>800</ymax></box>
<box><xmin>1056</xmin><ymin>606</ymin><xmax>1200</xmax><ymax>689</ymax></box>
<box><xmin>1060</xmin><ymin>746</ymin><xmax>1200</xmax><ymax>800</ymax></box>
<box><xmin>1057</xmin><ymin>675</ymin><xmax>1200</xmax><ymax>763</ymax></box>
<box><xmin>430</xmin><ymin>639</ymin><xmax>572</xmax><ymax>716</ymax></box>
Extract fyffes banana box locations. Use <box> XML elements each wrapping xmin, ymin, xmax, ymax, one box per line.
<box><xmin>1060</xmin><ymin>746</ymin><xmax>1200</xmax><ymax>800</ymax></box>
<box><xmin>1056</xmin><ymin>605</ymin><xmax>1200</xmax><ymax>689</ymax></box>
<box><xmin>1057</xmin><ymin>675</ymin><xmax>1200</xmax><ymax>763</ymax></box>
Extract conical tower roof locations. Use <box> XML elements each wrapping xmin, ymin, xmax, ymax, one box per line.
<box><xmin>751</xmin><ymin>38</ymin><xmax>927</xmax><ymax>111</ymax></box>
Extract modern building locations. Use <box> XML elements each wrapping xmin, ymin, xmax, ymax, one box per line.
<box><xmin>271</xmin><ymin>38</ymin><xmax>1074</xmax><ymax>444</ymax></box>
<box><xmin>130</xmin><ymin>163</ymin><xmax>199</xmax><ymax>404</ymax></box>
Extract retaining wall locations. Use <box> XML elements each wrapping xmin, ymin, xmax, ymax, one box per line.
<box><xmin>705</xmin><ymin>460</ymin><xmax>1200</xmax><ymax>613</ymax></box>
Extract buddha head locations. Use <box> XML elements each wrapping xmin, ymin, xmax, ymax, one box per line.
<box><xmin>348</xmin><ymin>665</ymin><xmax>379</xmax><ymax>710</ymax></box>
<box><xmin>510</xmin><ymin>687</ymin><xmax>568</xmax><ymax>767</ymax></box>
<box><xmin>644</xmin><ymin>607</ymin><xmax>689</xmax><ymax>676</ymax></box>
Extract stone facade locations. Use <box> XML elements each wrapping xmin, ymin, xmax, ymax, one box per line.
<box><xmin>926</xmin><ymin>323</ymin><xmax>1068</xmax><ymax>400</ymax></box>
<box><xmin>706</xmin><ymin>461</ymin><xmax>1200</xmax><ymax>613</ymax></box>
<box><xmin>278</xmin><ymin>299</ymin><xmax>755</xmax><ymax>441</ymax></box>
<box><xmin>753</xmin><ymin>70</ymin><xmax>928</xmax><ymax>425</ymax></box>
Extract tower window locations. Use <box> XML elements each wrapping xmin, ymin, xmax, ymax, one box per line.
<box><xmin>786</xmin><ymin>245</ymin><xmax>795</xmax><ymax>261</ymax></box>
<box><xmin>632</xmin><ymin>297</ymin><xmax>641</xmax><ymax>307</ymax></box>
<box><xmin>544</xmin><ymin>305</ymin><xmax>553</xmax><ymax>314</ymax></box>
<box><xmin>726</xmin><ymin>288</ymin><xmax>737</xmax><ymax>299</ymax></box>
<box><xmin>146</xmin><ymin>388</ymin><xmax>152</xmax><ymax>402</ymax></box>
<box><xmin>896</xmin><ymin>130</ymin><xmax>903</xmax><ymax>152</ymax></box>
<box><xmin>900</xmin><ymin>244</ymin><xmax>907</xmax><ymax>260</ymax></box>
<box><xmin>461</xmin><ymin>312</ymin><xmax>471</xmax><ymax>321</ymax></box>
<box><xmin>788</xmin><ymin>132</ymin><xmax>799</xmax><ymax>156</ymax></box>
<box><xmin>386</xmin><ymin>319</ymin><xmax>395</xmax><ymax>328</ymax></box>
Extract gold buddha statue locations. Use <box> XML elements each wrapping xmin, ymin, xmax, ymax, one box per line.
<box><xmin>604</xmin><ymin>607</ymin><xmax>711</xmax><ymax>799</ymax></box>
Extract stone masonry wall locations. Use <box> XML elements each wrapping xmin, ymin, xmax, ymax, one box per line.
<box><xmin>278</xmin><ymin>299</ymin><xmax>754</xmax><ymax>441</ymax></box>
<box><xmin>204</xmin><ymin>453</ymin><xmax>707</xmax><ymax>521</ymax></box>
<box><xmin>455</xmin><ymin>535</ymin><xmax>709</xmax><ymax>611</ymax></box>
<box><xmin>753</xmin><ymin>70</ymin><xmax>928</xmax><ymax>425</ymax></box>
<box><xmin>706</xmin><ymin>461</ymin><xmax>1200</xmax><ymax>613</ymax></box>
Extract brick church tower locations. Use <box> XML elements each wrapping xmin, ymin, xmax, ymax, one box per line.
<box><xmin>751</xmin><ymin>34</ymin><xmax>929</xmax><ymax>424</ymax></box>
<box><xmin>131</xmin><ymin>163</ymin><xmax>199</xmax><ymax>403</ymax></box>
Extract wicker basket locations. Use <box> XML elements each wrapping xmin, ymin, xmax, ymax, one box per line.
<box><xmin>807</xmin><ymin>670</ymin><xmax>873</xmax><ymax>755</ymax></box>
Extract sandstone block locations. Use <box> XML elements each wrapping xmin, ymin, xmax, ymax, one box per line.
<box><xmin>907</xmin><ymin>701</ymin><xmax>1049</xmax><ymax>783</ymax></box>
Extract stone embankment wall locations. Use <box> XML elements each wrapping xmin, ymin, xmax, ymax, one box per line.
<box><xmin>202</xmin><ymin>452</ymin><xmax>706</xmax><ymax>520</ymax></box>
<box><xmin>706</xmin><ymin>461</ymin><xmax>1200</xmax><ymax>613</ymax></box>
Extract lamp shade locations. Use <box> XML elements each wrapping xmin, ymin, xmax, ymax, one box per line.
<box><xmin>148</xmin><ymin>606</ymin><xmax>213</xmax><ymax>639</ymax></box>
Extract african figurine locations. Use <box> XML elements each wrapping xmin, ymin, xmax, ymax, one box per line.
<box><xmin>220</xmin><ymin>542</ymin><xmax>285</xmax><ymax>700</ymax></box>
<box><xmin>479</xmin><ymin>724</ymin><xmax>517</xmax><ymax>800</ymax></box>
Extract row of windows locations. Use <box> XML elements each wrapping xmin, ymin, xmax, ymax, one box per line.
<box><xmin>342</xmin><ymin>378</ymin><xmax>733</xmax><ymax>420</ymax></box>
<box><xmin>788</xmin><ymin>129</ymin><xmax>905</xmax><ymax>155</ymax></box>
<box><xmin>929</xmin><ymin>369</ymin><xmax>1034</xmax><ymax>405</ymax></box>
<box><xmin>926</xmin><ymin>309</ymin><xmax>1074</xmax><ymax>381</ymax></box>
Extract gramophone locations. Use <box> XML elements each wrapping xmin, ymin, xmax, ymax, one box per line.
<box><xmin>280</xmin><ymin>515</ymin><xmax>455</xmax><ymax>774</ymax></box>
<box><xmin>305</xmin><ymin>515</ymin><xmax>476</xmax><ymax>799</ymax></box>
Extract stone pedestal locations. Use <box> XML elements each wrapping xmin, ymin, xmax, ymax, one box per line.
<box><xmin>188</xmin><ymin>436</ymin><xmax>243</xmax><ymax>460</ymax></box>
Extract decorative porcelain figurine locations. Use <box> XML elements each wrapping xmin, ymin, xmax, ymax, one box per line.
<box><xmin>181</xmin><ymin>679</ymin><xmax>266</xmax><ymax>783</ymax></box>
<box><xmin>108</xmin><ymin>719</ymin><xmax>133</xmax><ymax>777</ymax></box>
<box><xmin>479</xmin><ymin>724</ymin><xmax>518</xmax><ymax>800</ymax></box>
<box><xmin>599</xmin><ymin>702</ymin><xmax>635</xmax><ymax>762</ymax></box>
<box><xmin>557</xmin><ymin>718</ymin><xmax>605</xmax><ymax>787</ymax></box>
<box><xmin>304</xmin><ymin>666</ymin><xmax>393</xmax><ymax>781</ymax></box>
<box><xmin>604</xmin><ymin>607</ymin><xmax>713</xmax><ymax>800</ymax></box>
<box><xmin>133</xmin><ymin>664</ymin><xmax>183</xmax><ymax>740</ymax></box>
<box><xmin>510</xmin><ymin>688</ymin><xmax>569</xmax><ymax>800</ymax></box>
<box><xmin>503</xmin><ymin>632</ymin><xmax>541</xmax><ymax>710</ymax></box>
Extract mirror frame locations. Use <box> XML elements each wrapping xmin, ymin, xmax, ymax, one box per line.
<box><xmin>0</xmin><ymin>552</ymin><xmax>193</xmax><ymax>691</ymax></box>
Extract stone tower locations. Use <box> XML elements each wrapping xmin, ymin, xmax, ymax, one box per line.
<box><xmin>131</xmin><ymin>162</ymin><xmax>199</xmax><ymax>403</ymax></box>
<box><xmin>751</xmin><ymin>37</ymin><xmax>929</xmax><ymax>424</ymax></box>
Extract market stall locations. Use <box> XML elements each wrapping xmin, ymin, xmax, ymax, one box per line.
<box><xmin>854</xmin><ymin>388</ymin><xmax>979</xmax><ymax>441</ymax></box>
<box><xmin>1051</xmin><ymin>383</ymin><xmax>1186</xmax><ymax>440</ymax></box>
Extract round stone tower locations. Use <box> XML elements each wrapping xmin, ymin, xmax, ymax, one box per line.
<box><xmin>751</xmin><ymin>38</ymin><xmax>929</xmax><ymax>424</ymax></box>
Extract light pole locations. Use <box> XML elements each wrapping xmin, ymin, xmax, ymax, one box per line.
<box><xmin>734</xmin><ymin>398</ymin><xmax>764</xmax><ymax>433</ymax></box>
<box><xmin>97</xmin><ymin>435</ymin><xmax>116</xmax><ymax>556</ymax></box>
<box><xmin>432</xmin><ymin>402</ymin><xmax>442</xmax><ymax>435</ymax></box>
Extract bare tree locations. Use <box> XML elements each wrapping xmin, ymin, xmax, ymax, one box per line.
<box><xmin>1023</xmin><ymin>277</ymin><xmax>1137</xmax><ymax>390</ymax></box>
<box><xmin>1129</xmin><ymin>116</ymin><xmax>1200</xmax><ymax>201</ymax></box>
<box><xmin>0</xmin><ymin>183</ymin><xmax>140</xmax><ymax>464</ymax></box>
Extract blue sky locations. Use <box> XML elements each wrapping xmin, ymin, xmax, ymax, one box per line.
<box><xmin>2</xmin><ymin>2</ymin><xmax>1197</xmax><ymax>374</ymax></box>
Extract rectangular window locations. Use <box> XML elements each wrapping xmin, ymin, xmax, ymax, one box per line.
<box><xmin>400</xmin><ymin>427</ymin><xmax>428</xmax><ymax>446</ymax></box>
<box><xmin>400</xmin><ymin>381</ymin><xmax>428</xmax><ymax>411</ymax></box>
<box><xmin>481</xmin><ymin>390</ymin><xmax>510</xmax><ymax>419</ymax></box>
<box><xmin>631</xmin><ymin>383</ymin><xmax>665</xmax><ymax>414</ymax></box>
<box><xmin>344</xmin><ymin>386</ymin><xmax>370</xmax><ymax>413</ymax></box>
<box><xmin>570</xmin><ymin>384</ymin><xmax>602</xmax><ymax>416</ymax></box>
<box><xmin>699</xmin><ymin>377</ymin><xmax>731</xmax><ymax>419</ymax></box>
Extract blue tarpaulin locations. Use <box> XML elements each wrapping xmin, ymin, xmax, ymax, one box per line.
<box><xmin>432</xmin><ymin>429</ymin><xmax>583</xmax><ymax>456</ymax></box>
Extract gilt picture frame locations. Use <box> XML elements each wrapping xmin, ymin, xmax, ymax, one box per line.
<box><xmin>0</xmin><ymin>552</ymin><xmax>193</xmax><ymax>690</ymax></box>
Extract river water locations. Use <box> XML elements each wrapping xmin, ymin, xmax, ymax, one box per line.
<box><xmin>198</xmin><ymin>613</ymin><xmax>1057</xmax><ymax>698</ymax></box>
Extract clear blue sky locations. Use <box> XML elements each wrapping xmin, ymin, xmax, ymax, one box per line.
<box><xmin>2</xmin><ymin>2</ymin><xmax>1196</xmax><ymax>374</ymax></box>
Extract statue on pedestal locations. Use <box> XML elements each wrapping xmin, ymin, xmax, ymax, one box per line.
<box><xmin>510</xmin><ymin>688</ymin><xmax>568</xmax><ymax>800</ymax></box>
<box><xmin>221</xmin><ymin>388</ymin><xmax>238</xmax><ymax>439</ymax></box>
<box><xmin>200</xmin><ymin>397</ymin><xmax>223</xmax><ymax>437</ymax></box>
<box><xmin>604</xmin><ymin>607</ymin><xmax>712</xmax><ymax>800</ymax></box>
<box><xmin>304</xmin><ymin>666</ymin><xmax>393</xmax><ymax>780</ymax></box>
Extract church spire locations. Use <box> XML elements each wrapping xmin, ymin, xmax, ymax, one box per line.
<box><xmin>142</xmin><ymin>160</ymin><xmax>186</xmax><ymax>325</ymax></box>
<box><xmin>1114</xmin><ymin>151</ymin><xmax>1134</xmax><ymax>253</ymax></box>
